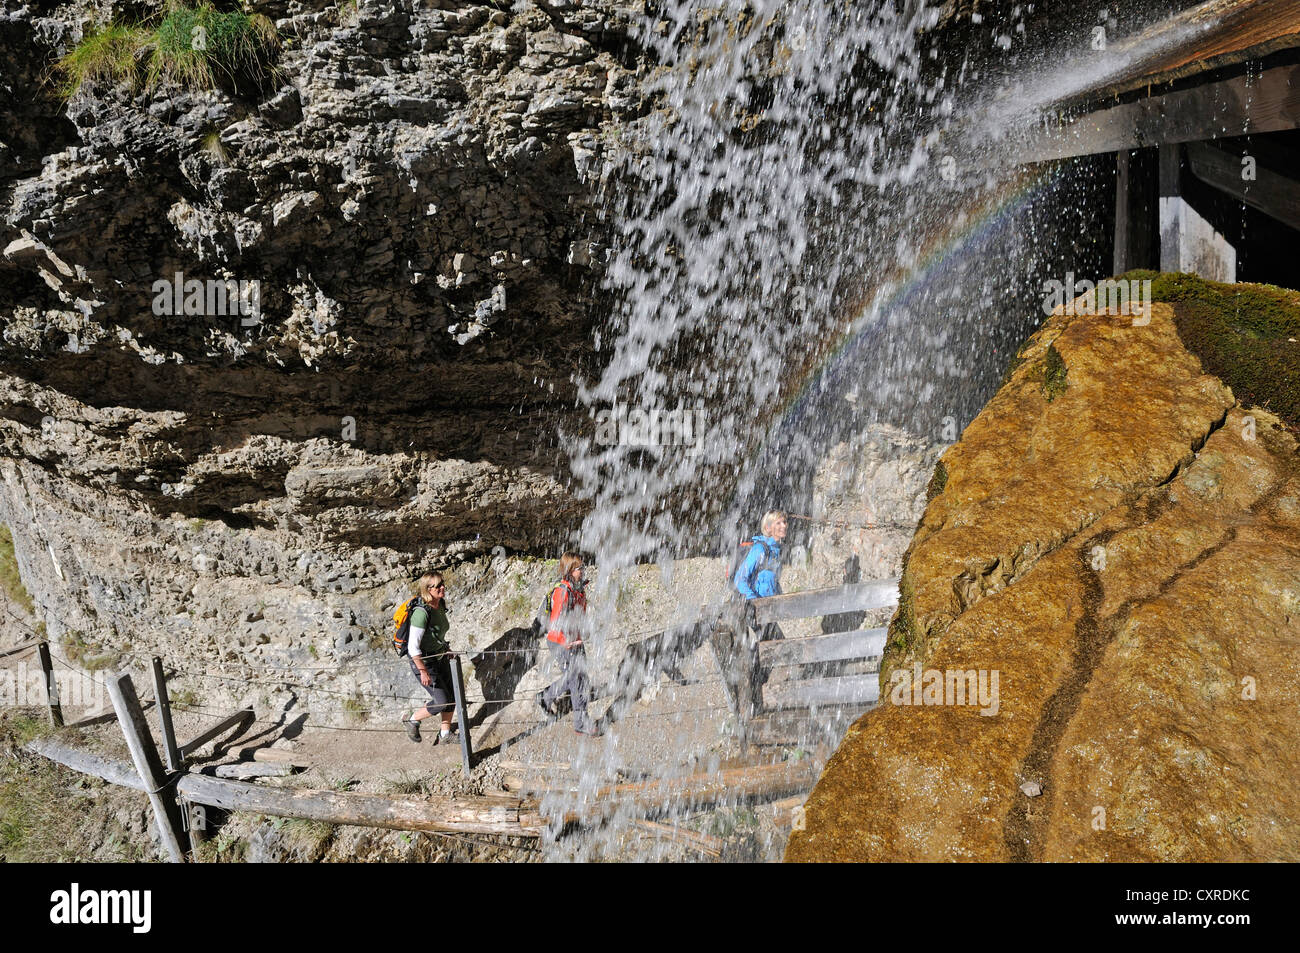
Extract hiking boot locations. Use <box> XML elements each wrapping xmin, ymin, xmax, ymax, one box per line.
<box><xmin>403</xmin><ymin>717</ymin><xmax>421</xmax><ymax>743</ymax></box>
<box><xmin>573</xmin><ymin>715</ymin><xmax>601</xmax><ymax>737</ymax></box>
<box><xmin>435</xmin><ymin>727</ymin><xmax>457</xmax><ymax>745</ymax></box>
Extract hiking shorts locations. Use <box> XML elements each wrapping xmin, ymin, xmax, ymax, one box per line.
<box><xmin>409</xmin><ymin>657</ymin><xmax>454</xmax><ymax>715</ymax></box>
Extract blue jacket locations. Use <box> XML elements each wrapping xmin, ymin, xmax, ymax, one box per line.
<box><xmin>735</xmin><ymin>535</ymin><xmax>782</xmax><ymax>599</ymax></box>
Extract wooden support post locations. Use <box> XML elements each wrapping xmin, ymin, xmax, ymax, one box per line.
<box><xmin>35</xmin><ymin>642</ymin><xmax>62</xmax><ymax>728</ymax></box>
<box><xmin>1114</xmin><ymin>148</ymin><xmax>1158</xmax><ymax>274</ymax></box>
<box><xmin>708</xmin><ymin>622</ymin><xmax>758</xmax><ymax>742</ymax></box>
<box><xmin>450</xmin><ymin>655</ymin><xmax>474</xmax><ymax>777</ymax></box>
<box><xmin>1159</xmin><ymin>142</ymin><xmax>1236</xmax><ymax>281</ymax></box>
<box><xmin>183</xmin><ymin>800</ymin><xmax>209</xmax><ymax>852</ymax></box>
<box><xmin>105</xmin><ymin>672</ymin><xmax>187</xmax><ymax>863</ymax></box>
<box><xmin>152</xmin><ymin>656</ymin><xmax>182</xmax><ymax>773</ymax></box>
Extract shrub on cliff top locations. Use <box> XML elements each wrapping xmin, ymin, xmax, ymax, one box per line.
<box><xmin>1123</xmin><ymin>270</ymin><xmax>1300</xmax><ymax>431</ymax></box>
<box><xmin>58</xmin><ymin>4</ymin><xmax>279</xmax><ymax>97</ymax></box>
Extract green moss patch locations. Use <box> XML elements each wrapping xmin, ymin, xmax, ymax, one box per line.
<box><xmin>1122</xmin><ymin>270</ymin><xmax>1300</xmax><ymax>430</ymax></box>
<box><xmin>1042</xmin><ymin>344</ymin><xmax>1068</xmax><ymax>402</ymax></box>
<box><xmin>925</xmin><ymin>459</ymin><xmax>948</xmax><ymax>503</ymax></box>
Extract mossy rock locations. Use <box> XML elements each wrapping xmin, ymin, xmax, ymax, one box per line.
<box><xmin>1121</xmin><ymin>270</ymin><xmax>1300</xmax><ymax>430</ymax></box>
<box><xmin>1041</xmin><ymin>343</ymin><xmax>1068</xmax><ymax>401</ymax></box>
<box><xmin>924</xmin><ymin>459</ymin><xmax>948</xmax><ymax>503</ymax></box>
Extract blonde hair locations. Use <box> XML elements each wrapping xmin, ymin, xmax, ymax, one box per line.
<box><xmin>760</xmin><ymin>510</ymin><xmax>788</xmax><ymax>535</ymax></box>
<box><xmin>558</xmin><ymin>552</ymin><xmax>584</xmax><ymax>582</ymax></box>
<box><xmin>415</xmin><ymin>571</ymin><xmax>445</xmax><ymax>607</ymax></box>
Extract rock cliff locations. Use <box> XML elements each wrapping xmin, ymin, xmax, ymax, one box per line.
<box><xmin>0</xmin><ymin>1</ymin><xmax>652</xmax><ymax>676</ymax></box>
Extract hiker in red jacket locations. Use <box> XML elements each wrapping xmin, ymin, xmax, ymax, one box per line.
<box><xmin>537</xmin><ymin>553</ymin><xmax>598</xmax><ymax>735</ymax></box>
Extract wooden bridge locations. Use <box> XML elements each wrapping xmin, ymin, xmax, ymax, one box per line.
<box><xmin>707</xmin><ymin>579</ymin><xmax>899</xmax><ymax>748</ymax></box>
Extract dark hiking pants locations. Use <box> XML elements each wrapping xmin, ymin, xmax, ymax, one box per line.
<box><xmin>542</xmin><ymin>642</ymin><xmax>590</xmax><ymax>722</ymax></box>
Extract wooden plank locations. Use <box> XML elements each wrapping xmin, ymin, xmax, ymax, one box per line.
<box><xmin>768</xmin><ymin>794</ymin><xmax>809</xmax><ymax>829</ymax></box>
<box><xmin>750</xmin><ymin>579</ymin><xmax>899</xmax><ymax>624</ymax></box>
<box><xmin>758</xmin><ymin>628</ymin><xmax>887</xmax><ymax>668</ymax></box>
<box><xmin>233</xmin><ymin>747</ymin><xmax>308</xmax><ymax>766</ymax></box>
<box><xmin>25</xmin><ymin>737</ymin><xmax>147</xmax><ymax>791</ymax></box>
<box><xmin>1016</xmin><ymin>63</ymin><xmax>1300</xmax><ymax>165</ymax></box>
<box><xmin>1186</xmin><ymin>140</ymin><xmax>1300</xmax><ymax>231</ymax></box>
<box><xmin>747</xmin><ymin>705</ymin><xmax>874</xmax><ymax>747</ymax></box>
<box><xmin>761</xmin><ymin>674</ymin><xmax>880</xmax><ymax>710</ymax></box>
<box><xmin>543</xmin><ymin>760</ymin><xmax>822</xmax><ymax>827</ymax></box>
<box><xmin>178</xmin><ymin>708</ymin><xmax>254</xmax><ymax>759</ymax></box>
<box><xmin>633</xmin><ymin>819</ymin><xmax>725</xmax><ymax>857</ymax></box>
<box><xmin>210</xmin><ymin>762</ymin><xmax>296</xmax><ymax>780</ymax></box>
<box><xmin>176</xmin><ymin>774</ymin><xmax>538</xmax><ymax>837</ymax></box>
<box><xmin>106</xmin><ymin>672</ymin><xmax>187</xmax><ymax>862</ymax></box>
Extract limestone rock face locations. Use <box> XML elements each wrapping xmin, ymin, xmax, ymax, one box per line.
<box><xmin>787</xmin><ymin>297</ymin><xmax>1300</xmax><ymax>862</ymax></box>
<box><xmin>0</xmin><ymin>0</ymin><xmax>652</xmax><ymax>702</ymax></box>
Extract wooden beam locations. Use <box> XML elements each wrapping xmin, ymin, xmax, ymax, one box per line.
<box><xmin>747</xmin><ymin>705</ymin><xmax>873</xmax><ymax>747</ymax></box>
<box><xmin>178</xmin><ymin>708</ymin><xmax>254</xmax><ymax>759</ymax></box>
<box><xmin>24</xmin><ymin>737</ymin><xmax>147</xmax><ymax>791</ymax></box>
<box><xmin>1015</xmin><ymin>63</ymin><xmax>1300</xmax><ymax>165</ymax></box>
<box><xmin>758</xmin><ymin>628</ymin><xmax>887</xmax><ymax>668</ymax></box>
<box><xmin>632</xmin><ymin>819</ymin><xmax>725</xmax><ymax>857</ymax></box>
<box><xmin>1185</xmin><ymin>140</ymin><xmax>1300</xmax><ymax>231</ymax></box>
<box><xmin>176</xmin><ymin>774</ymin><xmax>539</xmax><ymax>837</ymax></box>
<box><xmin>761</xmin><ymin>674</ymin><xmax>880</xmax><ymax>710</ymax></box>
<box><xmin>233</xmin><ymin>746</ymin><xmax>309</xmax><ymax>766</ymax></box>
<box><xmin>106</xmin><ymin>672</ymin><xmax>187</xmax><ymax>863</ymax></box>
<box><xmin>750</xmin><ymin>579</ymin><xmax>899</xmax><ymax>625</ymax></box>
<box><xmin>544</xmin><ymin>760</ymin><xmax>822</xmax><ymax>827</ymax></box>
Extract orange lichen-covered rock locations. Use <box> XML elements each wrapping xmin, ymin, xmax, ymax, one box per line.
<box><xmin>787</xmin><ymin>288</ymin><xmax>1300</xmax><ymax>862</ymax></box>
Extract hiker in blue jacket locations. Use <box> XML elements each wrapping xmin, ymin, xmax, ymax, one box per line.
<box><xmin>734</xmin><ymin>510</ymin><xmax>787</xmax><ymax>600</ymax></box>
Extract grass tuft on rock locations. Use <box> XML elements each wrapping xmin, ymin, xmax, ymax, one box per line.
<box><xmin>149</xmin><ymin>3</ymin><xmax>279</xmax><ymax>92</ymax></box>
<box><xmin>58</xmin><ymin>4</ymin><xmax>279</xmax><ymax>97</ymax></box>
<box><xmin>1122</xmin><ymin>270</ymin><xmax>1300</xmax><ymax>430</ymax></box>
<box><xmin>56</xmin><ymin>24</ymin><xmax>151</xmax><ymax>97</ymax></box>
<box><xmin>0</xmin><ymin>525</ymin><xmax>35</xmax><ymax>615</ymax></box>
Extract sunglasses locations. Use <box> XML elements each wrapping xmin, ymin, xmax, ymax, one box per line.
<box><xmin>432</xmin><ymin>584</ymin><xmax>446</xmax><ymax>591</ymax></box>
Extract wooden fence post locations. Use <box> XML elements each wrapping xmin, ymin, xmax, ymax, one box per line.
<box><xmin>36</xmin><ymin>642</ymin><xmax>63</xmax><ymax>728</ymax></box>
<box><xmin>450</xmin><ymin>655</ymin><xmax>474</xmax><ymax>777</ymax></box>
<box><xmin>106</xmin><ymin>671</ymin><xmax>187</xmax><ymax>863</ymax></box>
<box><xmin>184</xmin><ymin>800</ymin><xmax>209</xmax><ymax>855</ymax></box>
<box><xmin>152</xmin><ymin>656</ymin><xmax>182</xmax><ymax>773</ymax></box>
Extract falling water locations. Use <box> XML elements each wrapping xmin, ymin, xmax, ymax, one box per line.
<box><xmin>537</xmin><ymin>1</ymin><xmax>1213</xmax><ymax>859</ymax></box>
